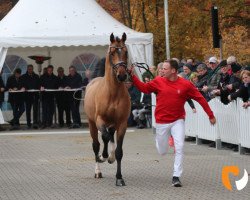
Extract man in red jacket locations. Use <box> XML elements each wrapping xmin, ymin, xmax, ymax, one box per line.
<box><xmin>129</xmin><ymin>59</ymin><xmax>216</xmax><ymax>187</ymax></box>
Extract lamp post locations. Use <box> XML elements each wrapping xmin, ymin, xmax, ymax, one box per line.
<box><xmin>164</xmin><ymin>0</ymin><xmax>170</xmax><ymax>59</ymax></box>
<box><xmin>28</xmin><ymin>55</ymin><xmax>51</xmax><ymax>76</ymax></box>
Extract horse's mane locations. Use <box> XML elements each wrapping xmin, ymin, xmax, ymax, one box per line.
<box><xmin>91</xmin><ymin>57</ymin><xmax>106</xmax><ymax>79</ymax></box>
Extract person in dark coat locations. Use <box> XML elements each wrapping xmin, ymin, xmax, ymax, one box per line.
<box><xmin>91</xmin><ymin>57</ymin><xmax>106</xmax><ymax>79</ymax></box>
<box><xmin>56</xmin><ymin>67</ymin><xmax>71</xmax><ymax>127</ymax></box>
<box><xmin>6</xmin><ymin>68</ymin><xmax>25</xmax><ymax>129</ymax></box>
<box><xmin>0</xmin><ymin>75</ymin><xmax>6</xmax><ymax>131</ymax></box>
<box><xmin>40</xmin><ymin>65</ymin><xmax>59</xmax><ymax>128</ymax></box>
<box><xmin>210</xmin><ymin>60</ymin><xmax>231</xmax><ymax>104</ymax></box>
<box><xmin>66</xmin><ymin>66</ymin><xmax>83</xmax><ymax>128</ymax></box>
<box><xmin>21</xmin><ymin>64</ymin><xmax>40</xmax><ymax>128</ymax></box>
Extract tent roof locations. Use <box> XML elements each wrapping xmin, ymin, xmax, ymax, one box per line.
<box><xmin>0</xmin><ymin>0</ymin><xmax>153</xmax><ymax>48</ymax></box>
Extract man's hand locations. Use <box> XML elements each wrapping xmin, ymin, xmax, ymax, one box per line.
<box><xmin>202</xmin><ymin>85</ymin><xmax>208</xmax><ymax>92</ymax></box>
<box><xmin>127</xmin><ymin>65</ymin><xmax>135</xmax><ymax>76</ymax></box>
<box><xmin>209</xmin><ymin>117</ymin><xmax>216</xmax><ymax>125</ymax></box>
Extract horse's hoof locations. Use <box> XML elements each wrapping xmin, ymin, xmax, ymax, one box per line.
<box><xmin>108</xmin><ymin>158</ymin><xmax>115</xmax><ymax>164</ymax></box>
<box><xmin>94</xmin><ymin>172</ymin><xmax>103</xmax><ymax>178</ymax></box>
<box><xmin>116</xmin><ymin>179</ymin><xmax>126</xmax><ymax>186</ymax></box>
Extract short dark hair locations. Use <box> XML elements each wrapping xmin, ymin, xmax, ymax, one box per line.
<box><xmin>165</xmin><ymin>59</ymin><xmax>179</xmax><ymax>72</ymax></box>
<box><xmin>69</xmin><ymin>65</ymin><xmax>76</xmax><ymax>70</ymax></box>
<box><xmin>47</xmin><ymin>65</ymin><xmax>54</xmax><ymax>69</ymax></box>
<box><xmin>14</xmin><ymin>68</ymin><xmax>22</xmax><ymax>74</ymax></box>
<box><xmin>27</xmin><ymin>64</ymin><xmax>33</xmax><ymax>68</ymax></box>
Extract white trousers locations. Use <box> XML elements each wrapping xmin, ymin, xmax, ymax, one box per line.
<box><xmin>155</xmin><ymin>119</ymin><xmax>185</xmax><ymax>177</ymax></box>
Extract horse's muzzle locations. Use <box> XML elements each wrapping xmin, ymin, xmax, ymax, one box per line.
<box><xmin>117</xmin><ymin>74</ymin><xmax>127</xmax><ymax>82</ymax></box>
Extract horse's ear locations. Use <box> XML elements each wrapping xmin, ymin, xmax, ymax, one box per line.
<box><xmin>122</xmin><ymin>33</ymin><xmax>127</xmax><ymax>42</ymax></box>
<box><xmin>110</xmin><ymin>33</ymin><xmax>115</xmax><ymax>43</ymax></box>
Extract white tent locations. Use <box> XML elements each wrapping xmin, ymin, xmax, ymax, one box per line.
<box><xmin>0</xmin><ymin>0</ymin><xmax>153</xmax><ymax>124</ymax></box>
<box><xmin>0</xmin><ymin>0</ymin><xmax>153</xmax><ymax>70</ymax></box>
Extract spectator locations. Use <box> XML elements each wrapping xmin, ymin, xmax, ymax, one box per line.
<box><xmin>40</xmin><ymin>65</ymin><xmax>59</xmax><ymax>129</ymax></box>
<box><xmin>182</xmin><ymin>63</ymin><xmax>193</xmax><ymax>80</ymax></box>
<box><xmin>132</xmin><ymin>76</ymin><xmax>151</xmax><ymax>129</ymax></box>
<box><xmin>6</xmin><ymin>68</ymin><xmax>25</xmax><ymax>130</ymax></box>
<box><xmin>229</xmin><ymin>70</ymin><xmax>250</xmax><ymax>108</ymax></box>
<box><xmin>202</xmin><ymin>56</ymin><xmax>221</xmax><ymax>101</ymax></box>
<box><xmin>83</xmin><ymin>69</ymin><xmax>92</xmax><ymax>86</ymax></box>
<box><xmin>125</xmin><ymin>80</ymin><xmax>141</xmax><ymax>127</ymax></box>
<box><xmin>156</xmin><ymin>62</ymin><xmax>164</xmax><ymax>77</ymax></box>
<box><xmin>56</xmin><ymin>67</ymin><xmax>71</xmax><ymax>127</ymax></box>
<box><xmin>21</xmin><ymin>64</ymin><xmax>40</xmax><ymax>129</ymax></box>
<box><xmin>0</xmin><ymin>74</ymin><xmax>5</xmax><ymax>131</ymax></box>
<box><xmin>67</xmin><ymin>66</ymin><xmax>83</xmax><ymax>128</ymax></box>
<box><xmin>189</xmin><ymin>72</ymin><xmax>199</xmax><ymax>85</ymax></box>
<box><xmin>211</xmin><ymin>60</ymin><xmax>231</xmax><ymax>104</ymax></box>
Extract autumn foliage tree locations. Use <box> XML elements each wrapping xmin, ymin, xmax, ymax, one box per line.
<box><xmin>1</xmin><ymin>0</ymin><xmax>249</xmax><ymax>65</ymax></box>
<box><xmin>97</xmin><ymin>0</ymin><xmax>249</xmax><ymax>65</ymax></box>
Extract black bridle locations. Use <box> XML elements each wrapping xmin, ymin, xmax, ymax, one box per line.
<box><xmin>109</xmin><ymin>45</ymin><xmax>129</xmax><ymax>76</ymax></box>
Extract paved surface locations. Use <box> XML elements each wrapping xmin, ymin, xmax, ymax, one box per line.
<box><xmin>0</xmin><ymin>128</ymin><xmax>249</xmax><ymax>200</ymax></box>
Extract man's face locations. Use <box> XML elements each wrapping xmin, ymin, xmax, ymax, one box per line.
<box><xmin>183</xmin><ymin>66</ymin><xmax>191</xmax><ymax>75</ymax></box>
<box><xmin>220</xmin><ymin>66</ymin><xmax>228</xmax><ymax>74</ymax></box>
<box><xmin>58</xmin><ymin>70</ymin><xmax>64</xmax><ymax>77</ymax></box>
<box><xmin>209</xmin><ymin>62</ymin><xmax>217</xmax><ymax>70</ymax></box>
<box><xmin>69</xmin><ymin>68</ymin><xmax>76</xmax><ymax>76</ymax></box>
<box><xmin>197</xmin><ymin>68</ymin><xmax>207</xmax><ymax>76</ymax></box>
<box><xmin>47</xmin><ymin>67</ymin><xmax>53</xmax><ymax>75</ymax></box>
<box><xmin>27</xmin><ymin>67</ymin><xmax>33</xmax><ymax>74</ymax></box>
<box><xmin>15</xmin><ymin>73</ymin><xmax>21</xmax><ymax>78</ymax></box>
<box><xmin>162</xmin><ymin>62</ymin><xmax>175</xmax><ymax>79</ymax></box>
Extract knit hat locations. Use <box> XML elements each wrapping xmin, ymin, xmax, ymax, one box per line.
<box><xmin>231</xmin><ymin>63</ymin><xmax>242</xmax><ymax>73</ymax></box>
<box><xmin>218</xmin><ymin>60</ymin><xmax>227</xmax><ymax>68</ymax></box>
<box><xmin>183</xmin><ymin>63</ymin><xmax>193</xmax><ymax>71</ymax></box>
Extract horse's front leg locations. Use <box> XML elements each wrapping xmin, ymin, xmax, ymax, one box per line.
<box><xmin>108</xmin><ymin>127</ymin><xmax>116</xmax><ymax>164</ymax></box>
<box><xmin>115</xmin><ymin>124</ymin><xmax>127</xmax><ymax>186</ymax></box>
<box><xmin>96</xmin><ymin>117</ymin><xmax>110</xmax><ymax>162</ymax></box>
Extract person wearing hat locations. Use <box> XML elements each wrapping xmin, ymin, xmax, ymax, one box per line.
<box><xmin>201</xmin><ymin>56</ymin><xmax>221</xmax><ymax>100</ymax></box>
<box><xmin>211</xmin><ymin>60</ymin><xmax>231</xmax><ymax>104</ymax></box>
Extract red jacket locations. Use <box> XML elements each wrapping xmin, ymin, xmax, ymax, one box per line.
<box><xmin>132</xmin><ymin>75</ymin><xmax>215</xmax><ymax>123</ymax></box>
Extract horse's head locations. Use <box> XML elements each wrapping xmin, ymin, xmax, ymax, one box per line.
<box><xmin>109</xmin><ymin>33</ymin><xmax>128</xmax><ymax>82</ymax></box>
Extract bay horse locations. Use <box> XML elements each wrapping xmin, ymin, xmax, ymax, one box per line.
<box><xmin>84</xmin><ymin>33</ymin><xmax>131</xmax><ymax>186</ymax></box>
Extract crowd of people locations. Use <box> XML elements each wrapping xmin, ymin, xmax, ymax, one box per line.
<box><xmin>0</xmin><ymin>64</ymin><xmax>88</xmax><ymax>131</ymax></box>
<box><xmin>126</xmin><ymin>55</ymin><xmax>250</xmax><ymax>129</ymax></box>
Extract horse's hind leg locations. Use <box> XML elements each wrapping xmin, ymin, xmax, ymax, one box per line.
<box><xmin>89</xmin><ymin>120</ymin><xmax>103</xmax><ymax>178</ymax></box>
<box><xmin>108</xmin><ymin>127</ymin><xmax>116</xmax><ymax>164</ymax></box>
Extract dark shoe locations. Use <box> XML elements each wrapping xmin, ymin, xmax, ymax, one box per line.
<box><xmin>172</xmin><ymin>176</ymin><xmax>182</xmax><ymax>187</ymax></box>
<box><xmin>7</xmin><ymin>119</ymin><xmax>14</xmax><ymax>126</ymax></box>
<box><xmin>0</xmin><ymin>126</ymin><xmax>6</xmax><ymax>131</ymax></box>
<box><xmin>9</xmin><ymin>125</ymin><xmax>20</xmax><ymax>131</ymax></box>
<box><xmin>40</xmin><ymin>125</ymin><xmax>47</xmax><ymax>129</ymax></box>
<box><xmin>59</xmin><ymin>124</ymin><xmax>64</xmax><ymax>128</ymax></box>
<box><xmin>32</xmin><ymin>124</ymin><xmax>39</xmax><ymax>129</ymax></box>
<box><xmin>69</xmin><ymin>124</ymin><xmax>80</xmax><ymax>129</ymax></box>
<box><xmin>209</xmin><ymin>142</ymin><xmax>216</xmax><ymax>148</ymax></box>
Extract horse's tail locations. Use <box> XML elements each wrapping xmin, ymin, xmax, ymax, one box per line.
<box><xmin>91</xmin><ymin>57</ymin><xmax>106</xmax><ymax>79</ymax></box>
